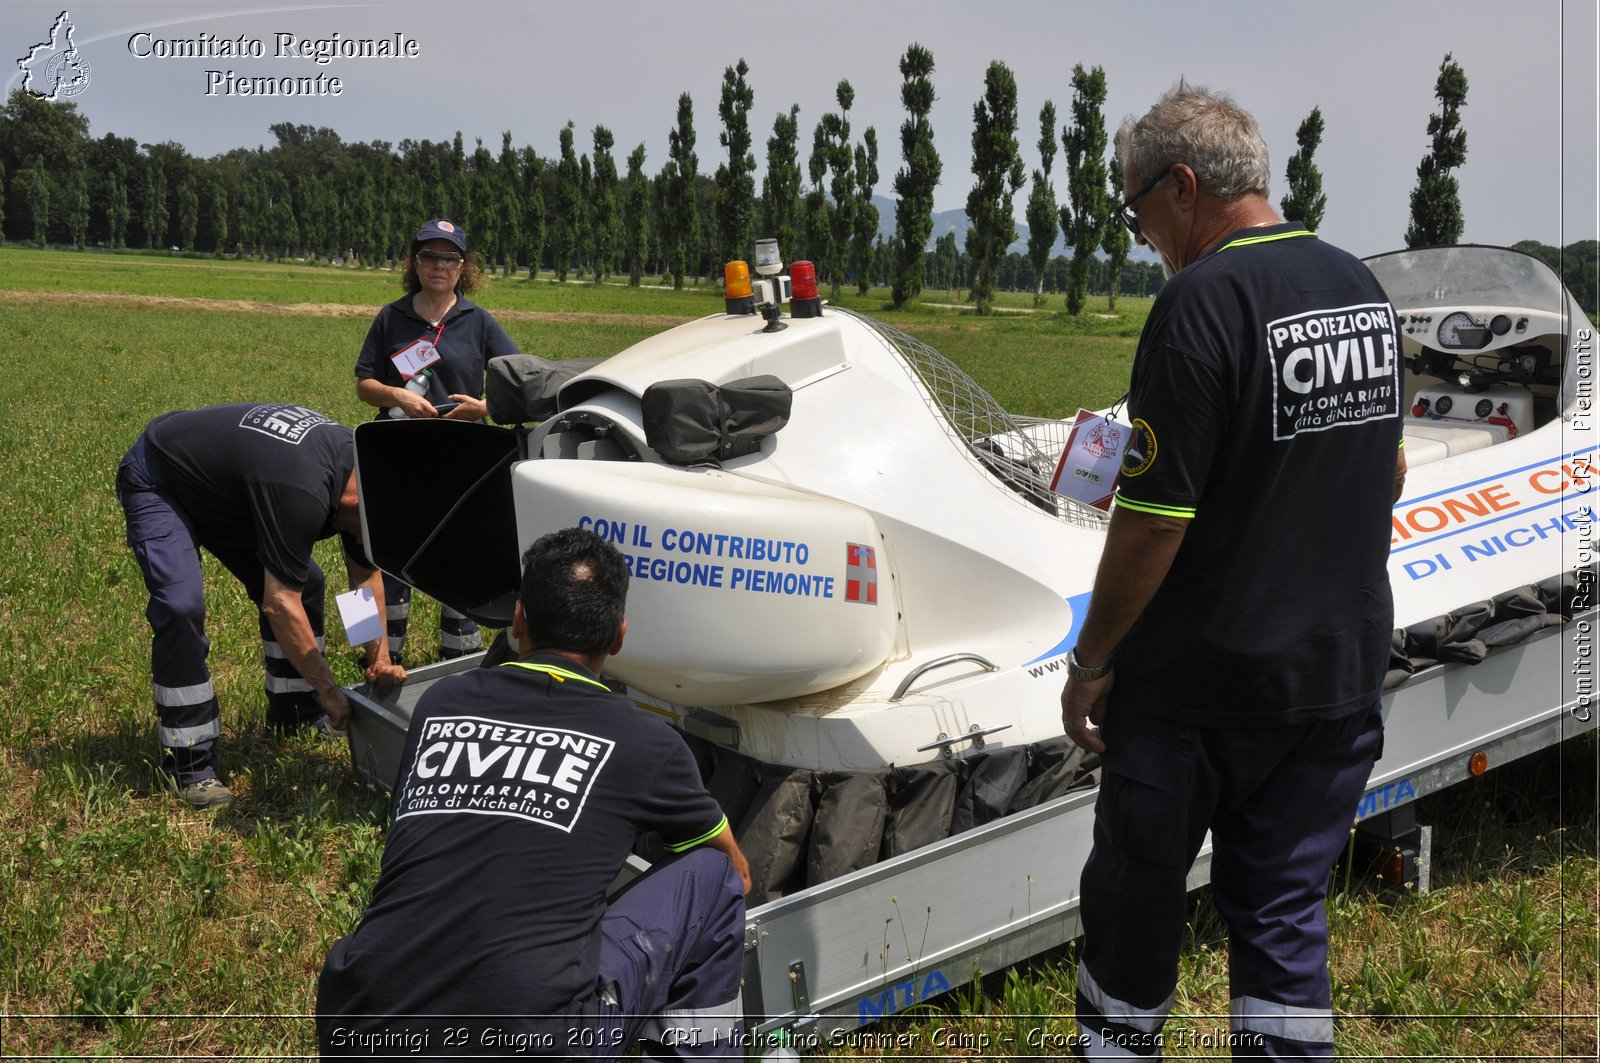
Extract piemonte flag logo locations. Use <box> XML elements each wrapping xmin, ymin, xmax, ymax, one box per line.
<box><xmin>18</xmin><ymin>11</ymin><xmax>91</xmax><ymax>100</ymax></box>
<box><xmin>844</xmin><ymin>542</ymin><xmax>877</xmax><ymax>605</ymax></box>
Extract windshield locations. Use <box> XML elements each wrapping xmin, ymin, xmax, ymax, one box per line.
<box><xmin>1364</xmin><ymin>245</ymin><xmax>1568</xmax><ymax>315</ymax></box>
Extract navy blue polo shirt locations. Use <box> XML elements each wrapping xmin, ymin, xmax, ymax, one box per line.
<box><xmin>354</xmin><ymin>293</ymin><xmax>518</xmax><ymax>414</ymax></box>
<box><xmin>317</xmin><ymin>654</ymin><xmax>727</xmax><ymax>1038</ymax></box>
<box><xmin>1111</xmin><ymin>224</ymin><xmax>1403</xmax><ymax>726</ymax></box>
<box><xmin>143</xmin><ymin>403</ymin><xmax>356</xmax><ymax>588</ymax></box>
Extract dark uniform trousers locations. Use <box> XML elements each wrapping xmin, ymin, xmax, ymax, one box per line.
<box><xmin>317</xmin><ymin>847</ymin><xmax>746</xmax><ymax>1061</ymax></box>
<box><xmin>382</xmin><ymin>573</ymin><xmax>480</xmax><ymax>663</ymax></box>
<box><xmin>117</xmin><ymin>435</ymin><xmax>327</xmax><ymax>784</ymax></box>
<box><xmin>1074</xmin><ymin>702</ymin><xmax>1384</xmax><ymax>1061</ymax></box>
<box><xmin>595</xmin><ymin>847</ymin><xmax>747</xmax><ymax>1060</ymax></box>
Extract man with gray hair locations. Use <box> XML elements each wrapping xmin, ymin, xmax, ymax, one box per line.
<box><xmin>1060</xmin><ymin>84</ymin><xmax>1405</xmax><ymax>1060</ymax></box>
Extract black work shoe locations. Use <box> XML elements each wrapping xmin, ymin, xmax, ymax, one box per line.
<box><xmin>180</xmin><ymin>777</ymin><xmax>234</xmax><ymax>810</ymax></box>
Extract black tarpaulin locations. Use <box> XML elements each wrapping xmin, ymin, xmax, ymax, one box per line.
<box><xmin>485</xmin><ymin>355</ymin><xmax>601</xmax><ymax>425</ymax></box>
<box><xmin>640</xmin><ymin>375</ymin><xmax>792</xmax><ymax>465</ymax></box>
<box><xmin>1385</xmin><ymin>572</ymin><xmax>1580</xmax><ymax>688</ymax></box>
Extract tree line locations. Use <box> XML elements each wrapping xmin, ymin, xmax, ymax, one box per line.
<box><xmin>2</xmin><ymin>48</ymin><xmax>1591</xmax><ymax>314</ymax></box>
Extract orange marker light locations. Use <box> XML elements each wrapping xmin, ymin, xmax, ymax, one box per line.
<box><xmin>724</xmin><ymin>261</ymin><xmax>753</xmax><ymax>299</ymax></box>
<box><xmin>723</xmin><ymin>260</ymin><xmax>756</xmax><ymax>315</ymax></box>
<box><xmin>1468</xmin><ymin>750</ymin><xmax>1488</xmax><ymax>776</ymax></box>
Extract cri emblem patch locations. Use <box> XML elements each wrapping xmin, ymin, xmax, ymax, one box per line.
<box><xmin>1121</xmin><ymin>419</ymin><xmax>1157</xmax><ymax>477</ymax></box>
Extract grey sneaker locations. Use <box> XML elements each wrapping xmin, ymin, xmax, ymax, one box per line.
<box><xmin>180</xmin><ymin>777</ymin><xmax>234</xmax><ymax>810</ymax></box>
<box><xmin>303</xmin><ymin>714</ymin><xmax>344</xmax><ymax>738</ymax></box>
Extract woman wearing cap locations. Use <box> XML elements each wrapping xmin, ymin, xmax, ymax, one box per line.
<box><xmin>354</xmin><ymin>218</ymin><xmax>519</xmax><ymax>662</ymax></box>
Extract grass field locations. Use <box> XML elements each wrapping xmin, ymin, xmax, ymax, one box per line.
<box><xmin>0</xmin><ymin>245</ymin><xmax>1593</xmax><ymax>1059</ymax></box>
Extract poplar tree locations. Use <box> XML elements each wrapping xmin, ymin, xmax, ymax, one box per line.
<box><xmin>1101</xmin><ymin>145</ymin><xmax>1131</xmax><ymax>311</ymax></box>
<box><xmin>520</xmin><ymin>147</ymin><xmax>545</xmax><ymax>277</ymax></box>
<box><xmin>448</xmin><ymin>131</ymin><xmax>466</xmax><ymax>221</ymax></box>
<box><xmin>715</xmin><ymin>58</ymin><xmax>756</xmax><ymax>264</ymax></box>
<box><xmin>1060</xmin><ymin>63</ymin><xmax>1108</xmax><ymax>316</ymax></box>
<box><xmin>851</xmin><ymin>127</ymin><xmax>879</xmax><ymax>295</ymax></box>
<box><xmin>552</xmin><ymin>122</ymin><xmax>579</xmax><ymax>282</ymax></box>
<box><xmin>805</xmin><ymin>118</ymin><xmax>833</xmax><ymax>281</ymax></box>
<box><xmin>892</xmin><ymin>43</ymin><xmax>939</xmax><ymax>308</ymax></box>
<box><xmin>23</xmin><ymin>157</ymin><xmax>50</xmax><ymax>246</ymax></box>
<box><xmin>665</xmin><ymin>93</ymin><xmax>698</xmax><ymax>289</ymax></box>
<box><xmin>469</xmin><ymin>140</ymin><xmax>497</xmax><ymax>268</ymax></box>
<box><xmin>497</xmin><ymin>132</ymin><xmax>523</xmax><ymax>276</ymax></box>
<box><xmin>762</xmin><ymin>105</ymin><xmax>802</xmax><ymax>261</ymax></box>
<box><xmin>177</xmin><ymin>177</ymin><xmax>198</xmax><ymax>250</ymax></box>
<box><xmin>577</xmin><ymin>154</ymin><xmax>593</xmax><ymax>278</ymax></box>
<box><xmin>208</xmin><ymin>177</ymin><xmax>228</xmax><ymax>257</ymax></box>
<box><xmin>822</xmin><ymin>80</ymin><xmax>857</xmax><ymax>300</ymax></box>
<box><xmin>965</xmin><ymin>61</ymin><xmax>1024</xmax><ymax>315</ymax></box>
<box><xmin>110</xmin><ymin>165</ymin><xmax>131</xmax><ymax>250</ymax></box>
<box><xmin>591</xmin><ymin>125</ymin><xmax>619</xmax><ymax>282</ymax></box>
<box><xmin>67</xmin><ymin>166</ymin><xmax>89</xmax><ymax>249</ymax></box>
<box><xmin>1280</xmin><ymin>106</ymin><xmax>1327</xmax><ymax>231</ymax></box>
<box><xmin>1025</xmin><ymin>100</ymin><xmax>1058</xmax><ymax>307</ymax></box>
<box><xmin>623</xmin><ymin>144</ymin><xmax>649</xmax><ymax>285</ymax></box>
<box><xmin>1405</xmin><ymin>53</ymin><xmax>1468</xmax><ymax>247</ymax></box>
<box><xmin>143</xmin><ymin>157</ymin><xmax>166</xmax><ymax>249</ymax></box>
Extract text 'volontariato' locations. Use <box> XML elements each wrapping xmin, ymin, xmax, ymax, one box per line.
<box><xmin>395</xmin><ymin>716</ymin><xmax>614</xmax><ymax>833</ymax></box>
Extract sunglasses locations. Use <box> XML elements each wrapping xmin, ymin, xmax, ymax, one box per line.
<box><xmin>1116</xmin><ymin>172</ymin><xmax>1167</xmax><ymax>239</ymax></box>
<box><xmin>417</xmin><ymin>249</ymin><xmax>464</xmax><ymax>266</ymax></box>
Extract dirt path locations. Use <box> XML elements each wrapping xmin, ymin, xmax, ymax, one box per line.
<box><xmin>2</xmin><ymin>288</ymin><xmax>695</xmax><ymax>328</ymax></box>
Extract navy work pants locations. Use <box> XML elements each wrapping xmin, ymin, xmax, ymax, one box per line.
<box><xmin>117</xmin><ymin>435</ymin><xmax>326</xmax><ymax>784</ymax></box>
<box><xmin>594</xmin><ymin>847</ymin><xmax>747</xmax><ymax>1060</ymax></box>
<box><xmin>317</xmin><ymin>847</ymin><xmax>746</xmax><ymax>1061</ymax></box>
<box><xmin>382</xmin><ymin>574</ymin><xmax>480</xmax><ymax>662</ymax></box>
<box><xmin>1074</xmin><ymin>702</ymin><xmax>1383</xmax><ymax>1061</ymax></box>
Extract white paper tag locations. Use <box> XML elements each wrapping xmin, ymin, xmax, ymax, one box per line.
<box><xmin>335</xmin><ymin>587</ymin><xmax>384</xmax><ymax>648</ymax></box>
<box><xmin>391</xmin><ymin>338</ymin><xmax>442</xmax><ymax>379</ymax></box>
<box><xmin>1051</xmin><ymin>408</ymin><xmax>1131</xmax><ymax>511</ymax></box>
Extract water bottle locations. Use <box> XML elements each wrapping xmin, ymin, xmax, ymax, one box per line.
<box><xmin>387</xmin><ymin>369</ymin><xmax>434</xmax><ymax>419</ymax></box>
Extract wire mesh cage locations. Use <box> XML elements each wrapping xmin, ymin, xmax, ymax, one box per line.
<box><xmin>839</xmin><ymin>309</ymin><xmax>1110</xmax><ymax>529</ymax></box>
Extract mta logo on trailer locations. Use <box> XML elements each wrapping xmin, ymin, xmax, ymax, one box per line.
<box><xmin>844</xmin><ymin>542</ymin><xmax>877</xmax><ymax>605</ymax></box>
<box><xmin>857</xmin><ymin>968</ymin><xmax>951</xmax><ymax>1024</ymax></box>
<box><xmin>1356</xmin><ymin>778</ymin><xmax>1417</xmax><ymax>820</ymax></box>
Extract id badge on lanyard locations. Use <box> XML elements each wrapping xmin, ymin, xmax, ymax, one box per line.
<box><xmin>391</xmin><ymin>323</ymin><xmax>445</xmax><ymax>379</ymax></box>
<box><xmin>1051</xmin><ymin>408</ymin><xmax>1132</xmax><ymax>511</ymax></box>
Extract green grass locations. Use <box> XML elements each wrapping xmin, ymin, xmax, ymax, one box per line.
<box><xmin>815</xmin><ymin>735</ymin><xmax>1598</xmax><ymax>1059</ymax></box>
<box><xmin>0</xmin><ymin>248</ymin><xmax>1590</xmax><ymax>1059</ymax></box>
<box><xmin>0</xmin><ymin>245</ymin><xmax>1154</xmax><ymax>333</ymax></box>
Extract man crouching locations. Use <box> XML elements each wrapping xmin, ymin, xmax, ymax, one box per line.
<box><xmin>317</xmin><ymin>527</ymin><xmax>751</xmax><ymax>1061</ymax></box>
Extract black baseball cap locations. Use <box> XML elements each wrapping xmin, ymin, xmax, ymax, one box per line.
<box><xmin>416</xmin><ymin>218</ymin><xmax>467</xmax><ymax>253</ymax></box>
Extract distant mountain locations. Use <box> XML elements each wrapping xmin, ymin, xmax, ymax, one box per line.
<box><xmin>869</xmin><ymin>194</ymin><xmax>1053</xmax><ymax>254</ymax></box>
<box><xmin>870</xmin><ymin>194</ymin><xmax>1159</xmax><ymax>262</ymax></box>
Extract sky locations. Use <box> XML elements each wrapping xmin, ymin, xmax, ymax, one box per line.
<box><xmin>4</xmin><ymin>0</ymin><xmax>1596</xmax><ymax>259</ymax></box>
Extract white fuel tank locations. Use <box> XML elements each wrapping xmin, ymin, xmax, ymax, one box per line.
<box><xmin>511</xmin><ymin>460</ymin><xmax>896</xmax><ymax>705</ymax></box>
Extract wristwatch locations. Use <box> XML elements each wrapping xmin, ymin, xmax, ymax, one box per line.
<box><xmin>1067</xmin><ymin>647</ymin><xmax>1113</xmax><ymax>682</ymax></box>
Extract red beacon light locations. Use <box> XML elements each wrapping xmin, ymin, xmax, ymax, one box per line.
<box><xmin>790</xmin><ymin>260</ymin><xmax>823</xmax><ymax>318</ymax></box>
<box><xmin>724</xmin><ymin>260</ymin><xmax>756</xmax><ymax>315</ymax></box>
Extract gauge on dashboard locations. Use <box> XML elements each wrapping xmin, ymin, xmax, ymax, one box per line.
<box><xmin>1434</xmin><ymin>394</ymin><xmax>1454</xmax><ymax>415</ymax></box>
<box><xmin>1437</xmin><ymin>311</ymin><xmax>1492</xmax><ymax>350</ymax></box>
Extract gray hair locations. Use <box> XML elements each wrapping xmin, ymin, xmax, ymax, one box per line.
<box><xmin>1116</xmin><ymin>82</ymin><xmax>1271</xmax><ymax>201</ymax></box>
